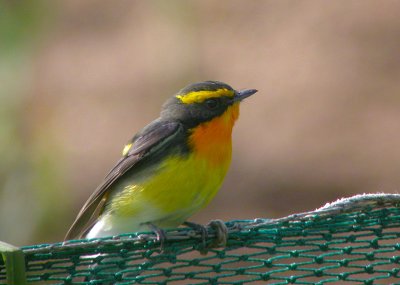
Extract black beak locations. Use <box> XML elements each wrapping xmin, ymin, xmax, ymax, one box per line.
<box><xmin>234</xmin><ymin>89</ymin><xmax>258</xmax><ymax>102</ymax></box>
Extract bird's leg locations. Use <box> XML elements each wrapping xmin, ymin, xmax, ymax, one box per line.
<box><xmin>184</xmin><ymin>221</ymin><xmax>208</xmax><ymax>252</ymax></box>
<box><xmin>143</xmin><ymin>222</ymin><xmax>167</xmax><ymax>250</ymax></box>
<box><xmin>207</xmin><ymin>219</ymin><xmax>228</xmax><ymax>248</ymax></box>
<box><xmin>184</xmin><ymin>220</ymin><xmax>228</xmax><ymax>254</ymax></box>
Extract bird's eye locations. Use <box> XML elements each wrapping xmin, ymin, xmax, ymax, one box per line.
<box><xmin>204</xmin><ymin>98</ymin><xmax>219</xmax><ymax>109</ymax></box>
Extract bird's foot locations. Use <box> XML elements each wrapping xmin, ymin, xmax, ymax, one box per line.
<box><xmin>184</xmin><ymin>220</ymin><xmax>228</xmax><ymax>255</ymax></box>
<box><xmin>184</xmin><ymin>221</ymin><xmax>208</xmax><ymax>252</ymax></box>
<box><xmin>207</xmin><ymin>219</ymin><xmax>228</xmax><ymax>248</ymax></box>
<box><xmin>144</xmin><ymin>222</ymin><xmax>167</xmax><ymax>250</ymax></box>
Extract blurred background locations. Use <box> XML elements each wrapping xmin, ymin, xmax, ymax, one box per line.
<box><xmin>1</xmin><ymin>0</ymin><xmax>400</xmax><ymax>246</ymax></box>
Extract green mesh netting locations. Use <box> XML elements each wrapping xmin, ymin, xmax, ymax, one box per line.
<box><xmin>1</xmin><ymin>193</ymin><xmax>400</xmax><ymax>284</ymax></box>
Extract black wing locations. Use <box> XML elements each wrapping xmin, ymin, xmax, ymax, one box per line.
<box><xmin>65</xmin><ymin>120</ymin><xmax>183</xmax><ymax>240</ymax></box>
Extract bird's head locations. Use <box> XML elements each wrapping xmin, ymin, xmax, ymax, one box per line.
<box><xmin>161</xmin><ymin>81</ymin><xmax>257</xmax><ymax>128</ymax></box>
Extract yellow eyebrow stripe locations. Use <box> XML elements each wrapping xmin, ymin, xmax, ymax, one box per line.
<box><xmin>176</xmin><ymin>88</ymin><xmax>234</xmax><ymax>104</ymax></box>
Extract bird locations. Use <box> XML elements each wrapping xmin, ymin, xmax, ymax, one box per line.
<box><xmin>65</xmin><ymin>81</ymin><xmax>257</xmax><ymax>241</ymax></box>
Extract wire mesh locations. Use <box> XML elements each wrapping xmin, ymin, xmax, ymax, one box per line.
<box><xmin>1</xmin><ymin>193</ymin><xmax>400</xmax><ymax>284</ymax></box>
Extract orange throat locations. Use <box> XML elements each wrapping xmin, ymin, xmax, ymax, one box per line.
<box><xmin>188</xmin><ymin>104</ymin><xmax>240</xmax><ymax>166</ymax></box>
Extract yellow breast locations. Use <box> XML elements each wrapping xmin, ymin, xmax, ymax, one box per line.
<box><xmin>147</xmin><ymin>104</ymin><xmax>239</xmax><ymax>216</ymax></box>
<box><xmin>111</xmin><ymin>104</ymin><xmax>240</xmax><ymax>226</ymax></box>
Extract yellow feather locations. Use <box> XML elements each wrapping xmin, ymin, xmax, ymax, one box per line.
<box><xmin>176</xmin><ymin>88</ymin><xmax>234</xmax><ymax>104</ymax></box>
<box><xmin>110</xmin><ymin>106</ymin><xmax>239</xmax><ymax>226</ymax></box>
<box><xmin>122</xmin><ymin>143</ymin><xmax>132</xmax><ymax>156</ymax></box>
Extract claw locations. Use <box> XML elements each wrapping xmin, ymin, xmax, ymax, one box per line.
<box><xmin>184</xmin><ymin>220</ymin><xmax>228</xmax><ymax>254</ymax></box>
<box><xmin>207</xmin><ymin>219</ymin><xmax>228</xmax><ymax>248</ymax></box>
<box><xmin>184</xmin><ymin>221</ymin><xmax>208</xmax><ymax>252</ymax></box>
<box><xmin>144</xmin><ymin>223</ymin><xmax>167</xmax><ymax>250</ymax></box>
